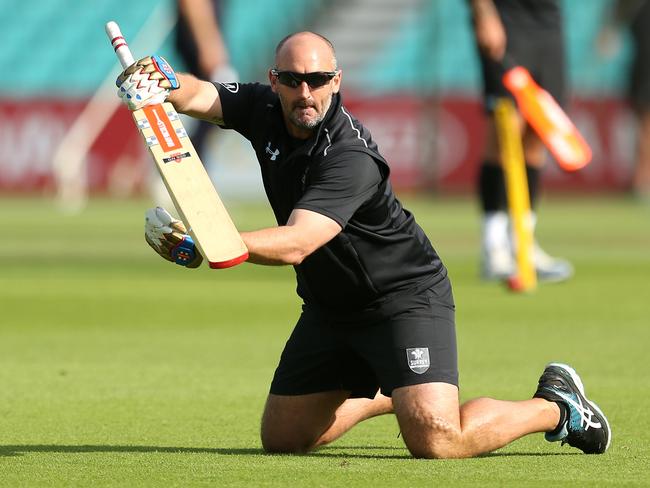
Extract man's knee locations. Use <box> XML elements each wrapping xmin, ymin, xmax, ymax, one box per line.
<box><xmin>260</xmin><ymin>434</ymin><xmax>312</xmax><ymax>454</ymax></box>
<box><xmin>260</xmin><ymin>420</ymin><xmax>316</xmax><ymax>454</ymax></box>
<box><xmin>260</xmin><ymin>392</ymin><xmax>345</xmax><ymax>454</ymax></box>
<box><xmin>399</xmin><ymin>410</ymin><xmax>463</xmax><ymax>459</ymax></box>
<box><xmin>392</xmin><ymin>383</ymin><xmax>465</xmax><ymax>459</ymax></box>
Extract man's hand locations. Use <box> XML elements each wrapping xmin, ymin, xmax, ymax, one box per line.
<box><xmin>116</xmin><ymin>55</ymin><xmax>180</xmax><ymax>110</ymax></box>
<box><xmin>144</xmin><ymin>207</ymin><xmax>203</xmax><ymax>268</ymax></box>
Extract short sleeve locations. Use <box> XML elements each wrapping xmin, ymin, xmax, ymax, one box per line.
<box><xmin>295</xmin><ymin>152</ymin><xmax>382</xmax><ymax>227</ymax></box>
<box><xmin>214</xmin><ymin>82</ymin><xmax>272</xmax><ymax>140</ymax></box>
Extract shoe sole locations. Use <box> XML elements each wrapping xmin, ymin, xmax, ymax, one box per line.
<box><xmin>547</xmin><ymin>362</ymin><xmax>612</xmax><ymax>452</ymax></box>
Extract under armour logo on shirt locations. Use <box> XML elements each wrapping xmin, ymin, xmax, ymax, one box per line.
<box><xmin>219</xmin><ymin>82</ymin><xmax>239</xmax><ymax>93</ymax></box>
<box><xmin>266</xmin><ymin>142</ymin><xmax>280</xmax><ymax>161</ymax></box>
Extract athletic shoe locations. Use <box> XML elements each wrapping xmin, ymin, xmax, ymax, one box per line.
<box><xmin>481</xmin><ymin>246</ymin><xmax>515</xmax><ymax>280</ymax></box>
<box><xmin>534</xmin><ymin>363</ymin><xmax>611</xmax><ymax>454</ymax></box>
<box><xmin>533</xmin><ymin>244</ymin><xmax>574</xmax><ymax>283</ymax></box>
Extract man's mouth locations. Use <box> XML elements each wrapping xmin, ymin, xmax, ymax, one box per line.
<box><xmin>294</xmin><ymin>103</ymin><xmax>316</xmax><ymax>112</ymax></box>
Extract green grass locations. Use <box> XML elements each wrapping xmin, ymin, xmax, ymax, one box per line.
<box><xmin>0</xmin><ymin>195</ymin><xmax>649</xmax><ymax>486</ymax></box>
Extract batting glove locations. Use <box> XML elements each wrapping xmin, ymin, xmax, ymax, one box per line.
<box><xmin>144</xmin><ymin>207</ymin><xmax>202</xmax><ymax>268</ymax></box>
<box><xmin>116</xmin><ymin>55</ymin><xmax>179</xmax><ymax>111</ymax></box>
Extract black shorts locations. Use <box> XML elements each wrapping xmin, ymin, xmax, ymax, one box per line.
<box><xmin>269</xmin><ymin>277</ymin><xmax>458</xmax><ymax>399</ymax></box>
<box><xmin>480</xmin><ymin>27</ymin><xmax>567</xmax><ymax>112</ymax></box>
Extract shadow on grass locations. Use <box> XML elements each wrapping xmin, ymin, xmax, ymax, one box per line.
<box><xmin>480</xmin><ymin>451</ymin><xmax>580</xmax><ymax>458</ymax></box>
<box><xmin>0</xmin><ymin>444</ymin><xmax>411</xmax><ymax>459</ymax></box>
<box><xmin>0</xmin><ymin>445</ymin><xmax>261</xmax><ymax>458</ymax></box>
<box><xmin>0</xmin><ymin>444</ymin><xmax>576</xmax><ymax>460</ymax></box>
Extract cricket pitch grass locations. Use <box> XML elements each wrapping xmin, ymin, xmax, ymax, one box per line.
<box><xmin>0</xmin><ymin>195</ymin><xmax>648</xmax><ymax>486</ymax></box>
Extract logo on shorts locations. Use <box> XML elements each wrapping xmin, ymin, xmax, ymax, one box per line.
<box><xmin>406</xmin><ymin>348</ymin><xmax>430</xmax><ymax>374</ymax></box>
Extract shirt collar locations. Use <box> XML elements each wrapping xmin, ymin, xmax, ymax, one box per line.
<box><xmin>272</xmin><ymin>92</ymin><xmax>342</xmax><ymax>158</ymax></box>
<box><xmin>306</xmin><ymin>92</ymin><xmax>341</xmax><ymax>156</ymax></box>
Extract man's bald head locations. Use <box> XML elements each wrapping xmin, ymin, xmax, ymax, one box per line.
<box><xmin>274</xmin><ymin>31</ymin><xmax>338</xmax><ymax>71</ymax></box>
<box><xmin>269</xmin><ymin>31</ymin><xmax>342</xmax><ymax>139</ymax></box>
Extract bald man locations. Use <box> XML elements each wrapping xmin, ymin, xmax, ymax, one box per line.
<box><xmin>117</xmin><ymin>32</ymin><xmax>610</xmax><ymax>458</ymax></box>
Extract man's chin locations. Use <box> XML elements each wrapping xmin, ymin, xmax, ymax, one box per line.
<box><xmin>290</xmin><ymin>114</ymin><xmax>320</xmax><ymax>130</ymax></box>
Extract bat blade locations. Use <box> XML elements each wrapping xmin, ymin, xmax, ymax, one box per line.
<box><xmin>134</xmin><ymin>102</ymin><xmax>248</xmax><ymax>268</ymax></box>
<box><xmin>106</xmin><ymin>21</ymin><xmax>247</xmax><ymax>269</ymax></box>
<box><xmin>502</xmin><ymin>66</ymin><xmax>591</xmax><ymax>172</ymax></box>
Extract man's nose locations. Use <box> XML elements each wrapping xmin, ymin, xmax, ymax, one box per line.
<box><xmin>297</xmin><ymin>81</ymin><xmax>311</xmax><ymax>97</ymax></box>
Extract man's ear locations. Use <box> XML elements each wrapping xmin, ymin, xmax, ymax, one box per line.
<box><xmin>332</xmin><ymin>70</ymin><xmax>342</xmax><ymax>94</ymax></box>
<box><xmin>269</xmin><ymin>70</ymin><xmax>278</xmax><ymax>93</ymax></box>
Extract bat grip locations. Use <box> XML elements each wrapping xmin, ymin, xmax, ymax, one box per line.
<box><xmin>105</xmin><ymin>21</ymin><xmax>135</xmax><ymax>69</ymax></box>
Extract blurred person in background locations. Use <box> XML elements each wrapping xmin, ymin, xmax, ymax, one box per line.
<box><xmin>469</xmin><ymin>0</ymin><xmax>574</xmax><ymax>282</ymax></box>
<box><xmin>598</xmin><ymin>0</ymin><xmax>650</xmax><ymax>201</ymax></box>
<box><xmin>149</xmin><ymin>0</ymin><xmax>238</xmax><ymax>206</ymax></box>
<box><xmin>176</xmin><ymin>0</ymin><xmax>238</xmax><ymax>159</ymax></box>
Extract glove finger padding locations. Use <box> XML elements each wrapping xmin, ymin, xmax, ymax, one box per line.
<box><xmin>144</xmin><ymin>207</ymin><xmax>202</xmax><ymax>267</ymax></box>
<box><xmin>116</xmin><ymin>55</ymin><xmax>179</xmax><ymax>110</ymax></box>
<box><xmin>145</xmin><ymin>233</ymin><xmax>174</xmax><ymax>262</ymax></box>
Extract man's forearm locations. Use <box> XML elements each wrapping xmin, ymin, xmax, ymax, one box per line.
<box><xmin>241</xmin><ymin>209</ymin><xmax>342</xmax><ymax>266</ymax></box>
<box><xmin>240</xmin><ymin>226</ymin><xmax>313</xmax><ymax>266</ymax></box>
<box><xmin>167</xmin><ymin>72</ymin><xmax>223</xmax><ymax>124</ymax></box>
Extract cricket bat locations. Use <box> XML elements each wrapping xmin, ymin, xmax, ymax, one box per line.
<box><xmin>494</xmin><ymin>98</ymin><xmax>536</xmax><ymax>292</ymax></box>
<box><xmin>502</xmin><ymin>65</ymin><xmax>591</xmax><ymax>172</ymax></box>
<box><xmin>105</xmin><ymin>21</ymin><xmax>248</xmax><ymax>269</ymax></box>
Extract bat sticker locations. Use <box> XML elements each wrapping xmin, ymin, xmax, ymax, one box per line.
<box><xmin>143</xmin><ymin>105</ymin><xmax>182</xmax><ymax>152</ymax></box>
<box><xmin>162</xmin><ymin>152</ymin><xmax>191</xmax><ymax>163</ymax></box>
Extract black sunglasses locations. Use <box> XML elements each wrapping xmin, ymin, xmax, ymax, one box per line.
<box><xmin>271</xmin><ymin>69</ymin><xmax>338</xmax><ymax>89</ymax></box>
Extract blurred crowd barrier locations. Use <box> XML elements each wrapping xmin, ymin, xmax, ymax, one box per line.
<box><xmin>0</xmin><ymin>0</ymin><xmax>638</xmax><ymax>197</ymax></box>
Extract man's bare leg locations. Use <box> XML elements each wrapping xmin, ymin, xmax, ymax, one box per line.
<box><xmin>392</xmin><ymin>382</ymin><xmax>559</xmax><ymax>459</ymax></box>
<box><xmin>314</xmin><ymin>391</ymin><xmax>393</xmax><ymax>446</ymax></box>
<box><xmin>261</xmin><ymin>391</ymin><xmax>392</xmax><ymax>453</ymax></box>
<box><xmin>261</xmin><ymin>383</ymin><xmax>558</xmax><ymax>457</ymax></box>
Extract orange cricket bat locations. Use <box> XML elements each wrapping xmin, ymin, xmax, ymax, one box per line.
<box><xmin>105</xmin><ymin>21</ymin><xmax>248</xmax><ymax>268</ymax></box>
<box><xmin>502</xmin><ymin>66</ymin><xmax>591</xmax><ymax>172</ymax></box>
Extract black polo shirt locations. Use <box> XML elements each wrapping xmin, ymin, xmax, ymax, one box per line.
<box><xmin>215</xmin><ymin>82</ymin><xmax>446</xmax><ymax>315</ymax></box>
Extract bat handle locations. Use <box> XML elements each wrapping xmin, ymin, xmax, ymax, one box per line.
<box><xmin>105</xmin><ymin>21</ymin><xmax>135</xmax><ymax>69</ymax></box>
